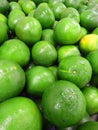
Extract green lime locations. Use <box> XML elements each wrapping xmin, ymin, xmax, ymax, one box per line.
<box><xmin>0</xmin><ymin>59</ymin><xmax>25</xmax><ymax>102</ymax></box>
<box><xmin>26</xmin><ymin>66</ymin><xmax>55</xmax><ymax>96</ymax></box>
<box><xmin>54</xmin><ymin>17</ymin><xmax>81</xmax><ymax>45</ymax></box>
<box><xmin>80</xmin><ymin>8</ymin><xmax>98</xmax><ymax>31</ymax></box>
<box><xmin>77</xmin><ymin>121</ymin><xmax>98</xmax><ymax>130</ymax></box>
<box><xmin>64</xmin><ymin>0</ymin><xmax>82</xmax><ymax>9</ymax></box>
<box><xmin>31</xmin><ymin>40</ymin><xmax>57</xmax><ymax>66</ymax></box>
<box><xmin>48</xmin><ymin>0</ymin><xmax>65</xmax><ymax>8</ymax></box>
<box><xmin>0</xmin><ymin>21</ymin><xmax>8</xmax><ymax>44</ymax></box>
<box><xmin>9</xmin><ymin>1</ymin><xmax>21</xmax><ymax>11</ymax></box>
<box><xmin>57</xmin><ymin>45</ymin><xmax>80</xmax><ymax>63</ymax></box>
<box><xmin>21</xmin><ymin>0</ymin><xmax>36</xmax><ymax>15</ymax></box>
<box><xmin>0</xmin><ymin>0</ymin><xmax>9</xmax><ymax>14</ymax></box>
<box><xmin>0</xmin><ymin>13</ymin><xmax>7</xmax><ymax>24</ymax></box>
<box><xmin>0</xmin><ymin>39</ymin><xmax>30</xmax><ymax>67</ymax></box>
<box><xmin>8</xmin><ymin>9</ymin><xmax>25</xmax><ymax>31</ymax></box>
<box><xmin>41</xmin><ymin>80</ymin><xmax>86</xmax><ymax>127</ymax></box>
<box><xmin>15</xmin><ymin>16</ymin><xmax>42</xmax><ymax>45</ymax></box>
<box><xmin>79</xmin><ymin>26</ymin><xmax>88</xmax><ymax>39</ymax></box>
<box><xmin>41</xmin><ymin>29</ymin><xmax>56</xmax><ymax>46</ymax></box>
<box><xmin>82</xmin><ymin>86</ymin><xmax>98</xmax><ymax>115</ymax></box>
<box><xmin>86</xmin><ymin>50</ymin><xmax>98</xmax><ymax>74</ymax></box>
<box><xmin>92</xmin><ymin>27</ymin><xmax>98</xmax><ymax>35</ymax></box>
<box><xmin>0</xmin><ymin>97</ymin><xmax>42</xmax><ymax>130</ymax></box>
<box><xmin>79</xmin><ymin>34</ymin><xmax>98</xmax><ymax>55</ymax></box>
<box><xmin>48</xmin><ymin>65</ymin><xmax>58</xmax><ymax>80</ymax></box>
<box><xmin>33</xmin><ymin>3</ymin><xmax>55</xmax><ymax>29</ymax></box>
<box><xmin>58</xmin><ymin>56</ymin><xmax>92</xmax><ymax>88</ymax></box>
<box><xmin>61</xmin><ymin>7</ymin><xmax>80</xmax><ymax>23</ymax></box>
<box><xmin>51</xmin><ymin>2</ymin><xmax>66</xmax><ymax>20</ymax></box>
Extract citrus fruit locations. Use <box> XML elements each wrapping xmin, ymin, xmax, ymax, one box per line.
<box><xmin>41</xmin><ymin>80</ymin><xmax>86</xmax><ymax>127</ymax></box>
<box><xmin>79</xmin><ymin>34</ymin><xmax>98</xmax><ymax>55</ymax></box>
<box><xmin>21</xmin><ymin>0</ymin><xmax>36</xmax><ymax>15</ymax></box>
<box><xmin>77</xmin><ymin>121</ymin><xmax>98</xmax><ymax>130</ymax></box>
<box><xmin>0</xmin><ymin>0</ymin><xmax>9</xmax><ymax>14</ymax></box>
<box><xmin>41</xmin><ymin>29</ymin><xmax>56</xmax><ymax>46</ymax></box>
<box><xmin>57</xmin><ymin>45</ymin><xmax>80</xmax><ymax>63</ymax></box>
<box><xmin>31</xmin><ymin>40</ymin><xmax>57</xmax><ymax>66</ymax></box>
<box><xmin>0</xmin><ymin>59</ymin><xmax>25</xmax><ymax>102</ymax></box>
<box><xmin>61</xmin><ymin>7</ymin><xmax>80</xmax><ymax>23</ymax></box>
<box><xmin>8</xmin><ymin>9</ymin><xmax>25</xmax><ymax>31</ymax></box>
<box><xmin>0</xmin><ymin>39</ymin><xmax>30</xmax><ymax>67</ymax></box>
<box><xmin>92</xmin><ymin>27</ymin><xmax>98</xmax><ymax>35</ymax></box>
<box><xmin>80</xmin><ymin>8</ymin><xmax>98</xmax><ymax>31</ymax></box>
<box><xmin>82</xmin><ymin>85</ymin><xmax>98</xmax><ymax>115</ymax></box>
<box><xmin>9</xmin><ymin>1</ymin><xmax>21</xmax><ymax>11</ymax></box>
<box><xmin>0</xmin><ymin>21</ymin><xmax>8</xmax><ymax>44</ymax></box>
<box><xmin>0</xmin><ymin>13</ymin><xmax>7</xmax><ymax>24</ymax></box>
<box><xmin>33</xmin><ymin>3</ymin><xmax>55</xmax><ymax>29</ymax></box>
<box><xmin>54</xmin><ymin>17</ymin><xmax>81</xmax><ymax>45</ymax></box>
<box><xmin>86</xmin><ymin>50</ymin><xmax>98</xmax><ymax>74</ymax></box>
<box><xmin>51</xmin><ymin>2</ymin><xmax>66</xmax><ymax>20</ymax></box>
<box><xmin>15</xmin><ymin>16</ymin><xmax>42</xmax><ymax>45</ymax></box>
<box><xmin>48</xmin><ymin>65</ymin><xmax>58</xmax><ymax>80</ymax></box>
<box><xmin>48</xmin><ymin>0</ymin><xmax>65</xmax><ymax>8</ymax></box>
<box><xmin>64</xmin><ymin>0</ymin><xmax>82</xmax><ymax>9</ymax></box>
<box><xmin>0</xmin><ymin>97</ymin><xmax>42</xmax><ymax>130</ymax></box>
<box><xmin>26</xmin><ymin>66</ymin><xmax>55</xmax><ymax>96</ymax></box>
<box><xmin>58</xmin><ymin>55</ymin><xmax>92</xmax><ymax>88</ymax></box>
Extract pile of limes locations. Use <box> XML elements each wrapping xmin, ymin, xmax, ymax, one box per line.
<box><xmin>0</xmin><ymin>0</ymin><xmax>98</xmax><ymax>130</ymax></box>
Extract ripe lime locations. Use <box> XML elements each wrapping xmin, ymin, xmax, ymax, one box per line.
<box><xmin>0</xmin><ymin>13</ymin><xmax>7</xmax><ymax>24</ymax></box>
<box><xmin>41</xmin><ymin>80</ymin><xmax>86</xmax><ymax>127</ymax></box>
<box><xmin>21</xmin><ymin>0</ymin><xmax>36</xmax><ymax>15</ymax></box>
<box><xmin>41</xmin><ymin>29</ymin><xmax>56</xmax><ymax>46</ymax></box>
<box><xmin>51</xmin><ymin>2</ymin><xmax>66</xmax><ymax>20</ymax></box>
<box><xmin>15</xmin><ymin>16</ymin><xmax>42</xmax><ymax>45</ymax></box>
<box><xmin>79</xmin><ymin>34</ymin><xmax>98</xmax><ymax>55</ymax></box>
<box><xmin>82</xmin><ymin>86</ymin><xmax>98</xmax><ymax>115</ymax></box>
<box><xmin>61</xmin><ymin>7</ymin><xmax>80</xmax><ymax>23</ymax></box>
<box><xmin>0</xmin><ymin>21</ymin><xmax>8</xmax><ymax>44</ymax></box>
<box><xmin>8</xmin><ymin>9</ymin><xmax>25</xmax><ymax>31</ymax></box>
<box><xmin>54</xmin><ymin>17</ymin><xmax>81</xmax><ymax>45</ymax></box>
<box><xmin>31</xmin><ymin>40</ymin><xmax>57</xmax><ymax>66</ymax></box>
<box><xmin>0</xmin><ymin>0</ymin><xmax>9</xmax><ymax>14</ymax></box>
<box><xmin>33</xmin><ymin>3</ymin><xmax>55</xmax><ymax>29</ymax></box>
<box><xmin>0</xmin><ymin>59</ymin><xmax>25</xmax><ymax>102</ymax></box>
<box><xmin>86</xmin><ymin>50</ymin><xmax>98</xmax><ymax>74</ymax></box>
<box><xmin>9</xmin><ymin>1</ymin><xmax>21</xmax><ymax>11</ymax></box>
<box><xmin>0</xmin><ymin>97</ymin><xmax>42</xmax><ymax>130</ymax></box>
<box><xmin>26</xmin><ymin>66</ymin><xmax>55</xmax><ymax>96</ymax></box>
<box><xmin>57</xmin><ymin>45</ymin><xmax>80</xmax><ymax>63</ymax></box>
<box><xmin>77</xmin><ymin>121</ymin><xmax>98</xmax><ymax>130</ymax></box>
<box><xmin>0</xmin><ymin>39</ymin><xmax>30</xmax><ymax>67</ymax></box>
<box><xmin>58</xmin><ymin>56</ymin><xmax>92</xmax><ymax>88</ymax></box>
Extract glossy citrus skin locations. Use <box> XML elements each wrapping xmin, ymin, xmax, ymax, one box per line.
<box><xmin>0</xmin><ymin>21</ymin><xmax>8</xmax><ymax>44</ymax></box>
<box><xmin>33</xmin><ymin>3</ymin><xmax>55</xmax><ymax>29</ymax></box>
<box><xmin>77</xmin><ymin>121</ymin><xmax>98</xmax><ymax>130</ymax></box>
<box><xmin>26</xmin><ymin>66</ymin><xmax>55</xmax><ymax>96</ymax></box>
<box><xmin>86</xmin><ymin>50</ymin><xmax>98</xmax><ymax>75</ymax></box>
<box><xmin>0</xmin><ymin>97</ymin><xmax>42</xmax><ymax>130</ymax></box>
<box><xmin>57</xmin><ymin>45</ymin><xmax>80</xmax><ymax>63</ymax></box>
<box><xmin>0</xmin><ymin>39</ymin><xmax>30</xmax><ymax>67</ymax></box>
<box><xmin>31</xmin><ymin>40</ymin><xmax>57</xmax><ymax>66</ymax></box>
<box><xmin>79</xmin><ymin>34</ymin><xmax>98</xmax><ymax>54</ymax></box>
<box><xmin>0</xmin><ymin>59</ymin><xmax>25</xmax><ymax>102</ymax></box>
<box><xmin>42</xmin><ymin>80</ymin><xmax>86</xmax><ymax>127</ymax></box>
<box><xmin>15</xmin><ymin>16</ymin><xmax>42</xmax><ymax>45</ymax></box>
<box><xmin>61</xmin><ymin>7</ymin><xmax>80</xmax><ymax>23</ymax></box>
<box><xmin>82</xmin><ymin>86</ymin><xmax>98</xmax><ymax>115</ymax></box>
<box><xmin>8</xmin><ymin>9</ymin><xmax>25</xmax><ymax>31</ymax></box>
<box><xmin>58</xmin><ymin>56</ymin><xmax>92</xmax><ymax>88</ymax></box>
<box><xmin>54</xmin><ymin>17</ymin><xmax>81</xmax><ymax>45</ymax></box>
